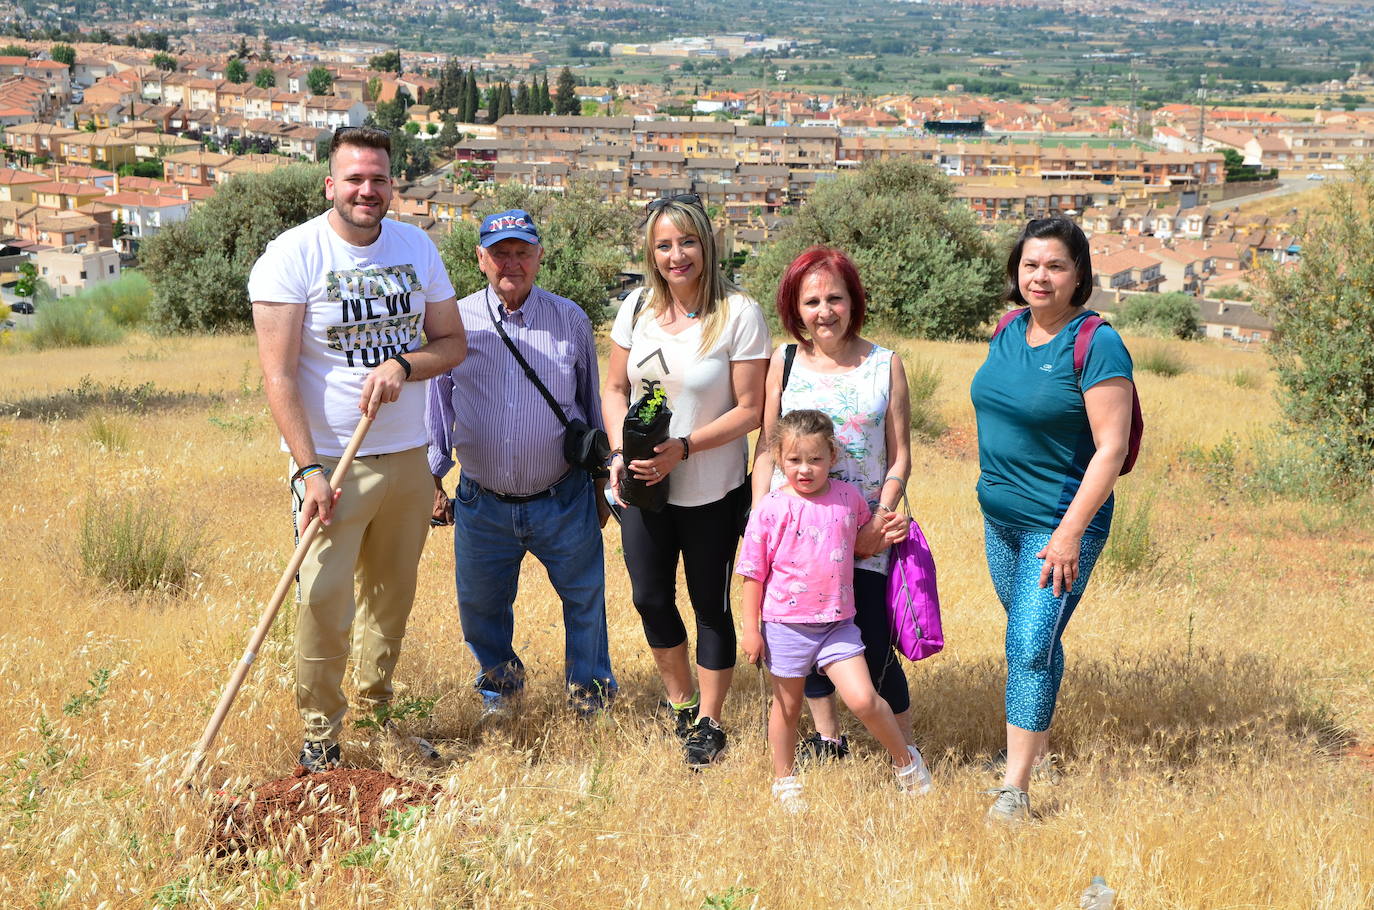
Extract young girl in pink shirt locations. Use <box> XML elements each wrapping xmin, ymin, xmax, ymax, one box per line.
<box><xmin>737</xmin><ymin>409</ymin><xmax>932</xmax><ymax>811</ymax></box>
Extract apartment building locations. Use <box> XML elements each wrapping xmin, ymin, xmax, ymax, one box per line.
<box><xmin>0</xmin><ymin>169</ymin><xmax>48</xmax><ymax>203</ymax></box>
<box><xmin>4</xmin><ymin>122</ymin><xmax>78</xmax><ymax>160</ymax></box>
<box><xmin>1093</xmin><ymin>248</ymin><xmax>1164</xmax><ymax>293</ymax></box>
<box><xmin>102</xmin><ymin>191</ymin><xmax>192</xmax><ymax>253</ymax></box>
<box><xmin>34</xmin><ymin>243</ymin><xmax>121</xmax><ymax>297</ymax></box>
<box><xmin>164</xmin><ymin>150</ymin><xmax>236</xmax><ymax>187</ymax></box>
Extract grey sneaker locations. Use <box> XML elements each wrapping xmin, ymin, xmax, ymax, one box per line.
<box><xmin>895</xmin><ymin>744</ymin><xmax>933</xmax><ymax>795</ymax></box>
<box><xmin>298</xmin><ymin>739</ymin><xmax>341</xmax><ymax>773</ymax></box>
<box><xmin>771</xmin><ymin>775</ymin><xmax>807</xmax><ymax>813</ymax></box>
<box><xmin>985</xmin><ymin>784</ymin><xmax>1031</xmax><ymax>824</ymax></box>
<box><xmin>381</xmin><ymin>719</ymin><xmax>441</xmax><ymax>763</ymax></box>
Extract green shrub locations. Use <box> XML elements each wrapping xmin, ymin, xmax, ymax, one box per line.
<box><xmin>87</xmin><ymin>414</ymin><xmax>130</xmax><ymax>450</ymax></box>
<box><xmin>141</xmin><ymin>163</ymin><xmax>329</xmax><ymax>333</ymax></box>
<box><xmin>1</xmin><ymin>376</ymin><xmax>220</xmax><ymax>419</ymax></box>
<box><xmin>1229</xmin><ymin>368</ymin><xmax>1260</xmax><ymax>389</ymax></box>
<box><xmin>742</xmin><ymin>159</ymin><xmax>1004</xmax><ymax>340</ymax></box>
<box><xmin>1136</xmin><ymin>345</ymin><xmax>1188</xmax><ymax>377</ymax></box>
<box><xmin>1101</xmin><ymin>491</ymin><xmax>1158</xmax><ymax>574</ymax></box>
<box><xmin>78</xmin><ymin>496</ymin><xmax>208</xmax><ymax>594</ymax></box>
<box><xmin>905</xmin><ymin>355</ymin><xmax>947</xmax><ymax>440</ymax></box>
<box><xmin>437</xmin><ymin>180</ymin><xmax>637</xmax><ymax>327</ymax></box>
<box><xmin>1180</xmin><ymin>434</ymin><xmax>1238</xmax><ymax>493</ymax></box>
<box><xmin>83</xmin><ymin>272</ymin><xmax>151</xmax><ymax>327</ymax></box>
<box><xmin>1247</xmin><ymin>434</ymin><xmax>1347</xmax><ymax>501</ymax></box>
<box><xmin>29</xmin><ymin>295</ymin><xmax>123</xmax><ymax>350</ymax></box>
<box><xmin>1116</xmin><ymin>292</ymin><xmax>1200</xmax><ymax>339</ymax></box>
<box><xmin>1258</xmin><ymin>160</ymin><xmax>1374</xmax><ymax>484</ymax></box>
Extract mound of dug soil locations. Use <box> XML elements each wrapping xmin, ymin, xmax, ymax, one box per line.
<box><xmin>212</xmin><ymin>767</ymin><xmax>440</xmax><ymax>862</ymax></box>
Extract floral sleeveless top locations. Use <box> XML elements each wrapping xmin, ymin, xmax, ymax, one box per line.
<box><xmin>775</xmin><ymin>343</ymin><xmax>894</xmax><ymax>573</ymax></box>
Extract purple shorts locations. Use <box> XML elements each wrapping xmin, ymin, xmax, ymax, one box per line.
<box><xmin>763</xmin><ymin>619</ymin><xmax>866</xmax><ymax>679</ymax></box>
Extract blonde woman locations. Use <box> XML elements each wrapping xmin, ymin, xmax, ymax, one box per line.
<box><xmin>604</xmin><ymin>194</ymin><xmax>769</xmax><ymax>768</ymax></box>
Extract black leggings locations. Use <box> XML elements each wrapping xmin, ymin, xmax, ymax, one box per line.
<box><xmin>620</xmin><ymin>486</ymin><xmax>742</xmax><ymax>672</ymax></box>
<box><xmin>803</xmin><ymin>567</ymin><xmax>910</xmax><ymax>714</ymax></box>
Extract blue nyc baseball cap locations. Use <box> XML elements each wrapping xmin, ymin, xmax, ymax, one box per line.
<box><xmin>479</xmin><ymin>209</ymin><xmax>541</xmax><ymax>247</ymax></box>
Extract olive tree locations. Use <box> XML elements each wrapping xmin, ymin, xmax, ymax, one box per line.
<box><xmin>141</xmin><ymin>164</ymin><xmax>328</xmax><ymax>332</ymax></box>
<box><xmin>438</xmin><ymin>180</ymin><xmax>638</xmax><ymax>326</ymax></box>
<box><xmin>1257</xmin><ymin>161</ymin><xmax>1374</xmax><ymax>486</ymax></box>
<box><xmin>742</xmin><ymin>159</ymin><xmax>1004</xmax><ymax>339</ymax></box>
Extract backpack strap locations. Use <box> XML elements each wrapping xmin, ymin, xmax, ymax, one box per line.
<box><xmin>1073</xmin><ymin>314</ymin><xmax>1106</xmax><ymax>376</ymax></box>
<box><xmin>990</xmin><ymin>307</ymin><xmax>1027</xmax><ymax>340</ymax></box>
<box><xmin>1071</xmin><ymin>312</ymin><xmax>1144</xmax><ymax>475</ymax></box>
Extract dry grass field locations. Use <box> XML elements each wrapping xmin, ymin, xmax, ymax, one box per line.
<box><xmin>0</xmin><ymin>329</ymin><xmax>1371</xmax><ymax>909</ymax></box>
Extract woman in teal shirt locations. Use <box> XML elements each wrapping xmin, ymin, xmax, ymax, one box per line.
<box><xmin>970</xmin><ymin>217</ymin><xmax>1135</xmax><ymax>824</ymax></box>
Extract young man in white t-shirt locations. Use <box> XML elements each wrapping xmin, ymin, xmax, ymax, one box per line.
<box><xmin>248</xmin><ymin>126</ymin><xmax>466</xmax><ymax>772</ymax></box>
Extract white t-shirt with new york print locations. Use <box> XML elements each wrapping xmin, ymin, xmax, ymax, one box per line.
<box><xmin>248</xmin><ymin>212</ymin><xmax>456</xmax><ymax>457</ymax></box>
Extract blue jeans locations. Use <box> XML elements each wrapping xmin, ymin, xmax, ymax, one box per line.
<box><xmin>452</xmin><ymin>469</ymin><xmax>616</xmax><ymax>704</ymax></box>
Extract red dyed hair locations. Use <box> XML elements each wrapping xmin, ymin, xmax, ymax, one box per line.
<box><xmin>775</xmin><ymin>245</ymin><xmax>867</xmax><ymax>345</ymax></box>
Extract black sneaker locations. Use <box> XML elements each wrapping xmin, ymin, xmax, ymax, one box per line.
<box><xmin>683</xmin><ymin>717</ymin><xmax>727</xmax><ymax>769</ymax></box>
<box><xmin>796</xmin><ymin>732</ymin><xmax>850</xmax><ymax>766</ymax></box>
<box><xmin>654</xmin><ymin>698</ymin><xmax>697</xmax><ymax>742</ymax></box>
<box><xmin>673</xmin><ymin>702</ymin><xmax>699</xmax><ymax>739</ymax></box>
<box><xmin>298</xmin><ymin>739</ymin><xmax>341</xmax><ymax>773</ymax></box>
<box><xmin>659</xmin><ymin>698</ymin><xmax>700</xmax><ymax>739</ymax></box>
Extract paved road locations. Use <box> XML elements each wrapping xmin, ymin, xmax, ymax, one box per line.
<box><xmin>1207</xmin><ymin>176</ymin><xmax>1330</xmax><ymax>212</ymax></box>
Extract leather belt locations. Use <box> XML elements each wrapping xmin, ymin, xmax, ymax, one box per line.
<box><xmin>479</xmin><ymin>471</ymin><xmax>570</xmax><ymax>504</ymax></box>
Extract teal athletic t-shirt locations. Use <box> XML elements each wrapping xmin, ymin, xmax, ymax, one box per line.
<box><xmin>970</xmin><ymin>309</ymin><xmax>1134</xmax><ymax>537</ymax></box>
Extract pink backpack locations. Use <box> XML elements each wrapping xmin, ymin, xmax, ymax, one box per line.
<box><xmin>886</xmin><ymin>497</ymin><xmax>944</xmax><ymax>661</ymax></box>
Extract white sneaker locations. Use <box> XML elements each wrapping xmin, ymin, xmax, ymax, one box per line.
<box><xmin>771</xmin><ymin>775</ymin><xmax>807</xmax><ymax>813</ymax></box>
<box><xmin>895</xmin><ymin>745</ymin><xmax>933</xmax><ymax>795</ymax></box>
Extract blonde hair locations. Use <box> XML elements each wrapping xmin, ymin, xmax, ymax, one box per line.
<box><xmin>770</xmin><ymin>409</ymin><xmax>837</xmax><ymax>461</ymax></box>
<box><xmin>638</xmin><ymin>200</ymin><xmax>739</xmax><ymax>355</ymax></box>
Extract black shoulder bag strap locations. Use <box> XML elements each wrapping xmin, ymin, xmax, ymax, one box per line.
<box><xmin>486</xmin><ymin>287</ymin><xmax>570</xmax><ymax>430</ymax></box>
<box><xmin>778</xmin><ymin>343</ymin><xmax>798</xmax><ymax>418</ymax></box>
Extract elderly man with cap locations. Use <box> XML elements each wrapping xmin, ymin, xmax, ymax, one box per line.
<box><xmin>426</xmin><ymin>209</ymin><xmax>617</xmax><ymax>716</ymax></box>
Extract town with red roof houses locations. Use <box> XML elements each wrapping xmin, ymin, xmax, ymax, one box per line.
<box><xmin>5</xmin><ymin>16</ymin><xmax>1374</xmax><ymax>342</ymax></box>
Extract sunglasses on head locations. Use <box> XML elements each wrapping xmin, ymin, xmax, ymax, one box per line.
<box><xmin>646</xmin><ymin>193</ymin><xmax>703</xmax><ymax>214</ymax></box>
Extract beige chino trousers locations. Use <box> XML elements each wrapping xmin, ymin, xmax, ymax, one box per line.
<box><xmin>290</xmin><ymin>445</ymin><xmax>432</xmax><ymax>743</ymax></box>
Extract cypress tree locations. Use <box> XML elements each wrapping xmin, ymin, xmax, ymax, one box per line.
<box><xmin>484</xmin><ymin>85</ymin><xmax>499</xmax><ymax>123</ymax></box>
<box><xmin>464</xmin><ymin>68</ymin><xmax>480</xmax><ymax>123</ymax></box>
<box><xmin>515</xmin><ymin>80</ymin><xmax>531</xmax><ymax>115</ymax></box>
<box><xmin>441</xmin><ymin>59</ymin><xmax>461</xmax><ymax>112</ymax></box>
<box><xmin>555</xmin><ymin>66</ymin><xmax>578</xmax><ymax>115</ymax></box>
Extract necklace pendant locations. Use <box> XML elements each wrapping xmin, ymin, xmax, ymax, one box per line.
<box><xmin>685</xmin><ymin>310</ymin><xmax>698</xmax><ymax>319</ymax></box>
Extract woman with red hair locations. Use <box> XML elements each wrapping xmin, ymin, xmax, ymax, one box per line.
<box><xmin>751</xmin><ymin>246</ymin><xmax>916</xmax><ymax>763</ymax></box>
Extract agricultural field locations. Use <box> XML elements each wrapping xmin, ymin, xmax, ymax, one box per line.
<box><xmin>0</xmin><ymin>329</ymin><xmax>1371</xmax><ymax>907</ymax></box>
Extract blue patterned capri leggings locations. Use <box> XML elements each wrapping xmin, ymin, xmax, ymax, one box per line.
<box><xmin>983</xmin><ymin>517</ymin><xmax>1108</xmax><ymax>732</ymax></box>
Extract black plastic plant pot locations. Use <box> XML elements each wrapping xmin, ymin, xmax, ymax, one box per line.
<box><xmin>621</xmin><ymin>379</ymin><xmax>673</xmax><ymax>512</ymax></box>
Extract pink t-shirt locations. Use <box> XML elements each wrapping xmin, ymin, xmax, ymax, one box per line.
<box><xmin>736</xmin><ymin>479</ymin><xmax>871</xmax><ymax>623</ymax></box>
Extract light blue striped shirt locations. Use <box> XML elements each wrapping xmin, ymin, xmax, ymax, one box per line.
<box><xmin>426</xmin><ymin>284</ymin><xmax>604</xmax><ymax>496</ymax></box>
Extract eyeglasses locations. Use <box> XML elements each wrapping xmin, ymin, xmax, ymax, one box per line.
<box><xmin>645</xmin><ymin>193</ymin><xmax>703</xmax><ymax>214</ymax></box>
